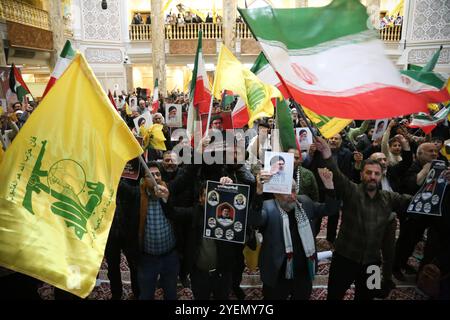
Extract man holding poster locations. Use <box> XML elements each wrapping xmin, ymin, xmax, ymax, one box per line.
<box><xmin>250</xmin><ymin>162</ymin><xmax>339</xmax><ymax>299</ymax></box>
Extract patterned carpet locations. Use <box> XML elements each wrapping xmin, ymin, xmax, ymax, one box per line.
<box><xmin>37</xmin><ymin>217</ymin><xmax>428</xmax><ymax>300</ymax></box>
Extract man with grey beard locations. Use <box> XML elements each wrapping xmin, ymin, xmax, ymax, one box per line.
<box><xmin>314</xmin><ymin>137</ymin><xmax>412</xmax><ymax>300</ymax></box>
<box><xmin>249</xmin><ymin>167</ymin><xmax>339</xmax><ymax>299</ymax></box>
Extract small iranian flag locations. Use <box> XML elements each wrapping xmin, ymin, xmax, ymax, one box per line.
<box><xmin>239</xmin><ymin>0</ymin><xmax>438</xmax><ymax>120</ymax></box>
<box><xmin>187</xmin><ymin>31</ymin><xmax>211</xmax><ymax>142</ymax></box>
<box><xmin>192</xmin><ymin>30</ymin><xmax>212</xmax><ymax>114</ymax></box>
<box><xmin>9</xmin><ymin>64</ymin><xmax>32</xmax><ymax>102</ymax></box>
<box><xmin>409</xmin><ymin>105</ymin><xmax>450</xmax><ymax>134</ymax></box>
<box><xmin>42</xmin><ymin>40</ymin><xmax>76</xmax><ymax>98</ymax></box>
<box><xmin>400</xmin><ymin>46</ymin><xmax>450</xmax><ymax>103</ymax></box>
<box><xmin>151</xmin><ymin>78</ymin><xmax>159</xmax><ymax>113</ymax></box>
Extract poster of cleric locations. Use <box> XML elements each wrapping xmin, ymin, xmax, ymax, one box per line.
<box><xmin>203</xmin><ymin>181</ymin><xmax>250</xmax><ymax>244</ymax></box>
<box><xmin>407</xmin><ymin>160</ymin><xmax>448</xmax><ymax>217</ymax></box>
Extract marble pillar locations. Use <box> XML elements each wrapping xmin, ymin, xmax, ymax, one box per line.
<box><xmin>151</xmin><ymin>0</ymin><xmax>166</xmax><ymax>97</ymax></box>
<box><xmin>223</xmin><ymin>0</ymin><xmax>237</xmax><ymax>51</ymax></box>
<box><xmin>47</xmin><ymin>0</ymin><xmax>65</xmax><ymax>69</ymax></box>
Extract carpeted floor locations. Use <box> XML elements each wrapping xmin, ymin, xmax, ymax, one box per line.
<box><xmin>37</xmin><ymin>217</ymin><xmax>428</xmax><ymax>300</ymax></box>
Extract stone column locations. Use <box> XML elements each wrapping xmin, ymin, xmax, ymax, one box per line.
<box><xmin>364</xmin><ymin>0</ymin><xmax>381</xmax><ymax>31</ymax></box>
<box><xmin>222</xmin><ymin>0</ymin><xmax>237</xmax><ymax>51</ymax></box>
<box><xmin>151</xmin><ymin>0</ymin><xmax>166</xmax><ymax>97</ymax></box>
<box><xmin>47</xmin><ymin>0</ymin><xmax>65</xmax><ymax>69</ymax></box>
<box><xmin>0</xmin><ymin>38</ymin><xmax>7</xmax><ymax>66</ymax></box>
<box><xmin>125</xmin><ymin>64</ymin><xmax>134</xmax><ymax>94</ymax></box>
<box><xmin>295</xmin><ymin>0</ymin><xmax>308</xmax><ymax>7</ymax></box>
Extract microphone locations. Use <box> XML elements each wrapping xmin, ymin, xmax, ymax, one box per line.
<box><xmin>101</xmin><ymin>0</ymin><xmax>107</xmax><ymax>10</ymax></box>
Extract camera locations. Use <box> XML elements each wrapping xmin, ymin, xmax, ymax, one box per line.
<box><xmin>123</xmin><ymin>56</ymin><xmax>131</xmax><ymax>64</ymax></box>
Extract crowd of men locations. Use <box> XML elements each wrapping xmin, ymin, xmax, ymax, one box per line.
<box><xmin>1</xmin><ymin>89</ymin><xmax>449</xmax><ymax>300</ymax></box>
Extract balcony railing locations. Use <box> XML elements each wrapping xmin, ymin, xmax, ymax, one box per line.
<box><xmin>236</xmin><ymin>22</ymin><xmax>253</xmax><ymax>39</ymax></box>
<box><xmin>0</xmin><ymin>0</ymin><xmax>50</xmax><ymax>30</ymax></box>
<box><xmin>166</xmin><ymin>22</ymin><xmax>222</xmax><ymax>40</ymax></box>
<box><xmin>129</xmin><ymin>22</ymin><xmax>402</xmax><ymax>43</ymax></box>
<box><xmin>379</xmin><ymin>25</ymin><xmax>402</xmax><ymax>42</ymax></box>
<box><xmin>129</xmin><ymin>22</ymin><xmax>223</xmax><ymax>41</ymax></box>
<box><xmin>129</xmin><ymin>24</ymin><xmax>152</xmax><ymax>41</ymax></box>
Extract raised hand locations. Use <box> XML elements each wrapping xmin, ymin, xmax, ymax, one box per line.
<box><xmin>219</xmin><ymin>176</ymin><xmax>233</xmax><ymax>184</ymax></box>
<box><xmin>256</xmin><ymin>171</ymin><xmax>273</xmax><ymax>195</ymax></box>
<box><xmin>318</xmin><ymin>168</ymin><xmax>334</xmax><ymax>189</ymax></box>
<box><xmin>314</xmin><ymin>136</ymin><xmax>332</xmax><ymax>159</ymax></box>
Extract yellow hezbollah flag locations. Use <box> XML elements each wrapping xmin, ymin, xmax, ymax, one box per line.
<box><xmin>213</xmin><ymin>45</ymin><xmax>282</xmax><ymax>127</ymax></box>
<box><xmin>124</xmin><ymin>101</ymin><xmax>132</xmax><ymax>116</ymax></box>
<box><xmin>303</xmin><ymin>107</ymin><xmax>352</xmax><ymax>139</ymax></box>
<box><xmin>0</xmin><ymin>53</ymin><xmax>143</xmax><ymax>298</ymax></box>
<box><xmin>143</xmin><ymin>123</ymin><xmax>167</xmax><ymax>151</ymax></box>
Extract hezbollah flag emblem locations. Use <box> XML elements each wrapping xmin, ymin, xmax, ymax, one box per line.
<box><xmin>0</xmin><ymin>53</ymin><xmax>143</xmax><ymax>298</ymax></box>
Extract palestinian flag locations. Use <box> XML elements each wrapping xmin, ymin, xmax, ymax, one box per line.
<box><xmin>9</xmin><ymin>64</ymin><xmax>32</xmax><ymax>102</ymax></box>
<box><xmin>409</xmin><ymin>105</ymin><xmax>450</xmax><ymax>134</ymax></box>
<box><xmin>151</xmin><ymin>78</ymin><xmax>159</xmax><ymax>113</ymax></box>
<box><xmin>400</xmin><ymin>46</ymin><xmax>450</xmax><ymax>103</ymax></box>
<box><xmin>191</xmin><ymin>31</ymin><xmax>212</xmax><ymax>114</ymax></box>
<box><xmin>221</xmin><ymin>90</ymin><xmax>235</xmax><ymax>108</ymax></box>
<box><xmin>239</xmin><ymin>0</ymin><xmax>434</xmax><ymax>120</ymax></box>
<box><xmin>42</xmin><ymin>40</ymin><xmax>76</xmax><ymax>98</ymax></box>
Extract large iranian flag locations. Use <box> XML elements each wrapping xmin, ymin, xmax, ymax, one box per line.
<box><xmin>232</xmin><ymin>53</ymin><xmax>352</xmax><ymax>137</ymax></box>
<box><xmin>239</xmin><ymin>0</ymin><xmax>444</xmax><ymax>120</ymax></box>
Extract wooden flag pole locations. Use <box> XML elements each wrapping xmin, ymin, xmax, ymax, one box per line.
<box><xmin>138</xmin><ymin>155</ymin><xmax>158</xmax><ymax>188</ymax></box>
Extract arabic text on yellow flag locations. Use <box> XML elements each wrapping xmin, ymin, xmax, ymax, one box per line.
<box><xmin>213</xmin><ymin>45</ymin><xmax>282</xmax><ymax>127</ymax></box>
<box><xmin>0</xmin><ymin>54</ymin><xmax>143</xmax><ymax>298</ymax></box>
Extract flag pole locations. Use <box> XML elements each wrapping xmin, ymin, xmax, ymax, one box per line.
<box><xmin>204</xmin><ymin>94</ymin><xmax>215</xmax><ymax>138</ymax></box>
<box><xmin>292</xmin><ymin>100</ymin><xmax>318</xmax><ymax>138</ymax></box>
<box><xmin>138</xmin><ymin>155</ymin><xmax>158</xmax><ymax>188</ymax></box>
<box><xmin>205</xmin><ymin>44</ymin><xmax>223</xmax><ymax>138</ymax></box>
<box><xmin>271</xmin><ymin>69</ymin><xmax>320</xmax><ymax>138</ymax></box>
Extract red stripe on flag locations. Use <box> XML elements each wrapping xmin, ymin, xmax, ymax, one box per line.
<box><xmin>232</xmin><ymin>107</ymin><xmax>249</xmax><ymax>128</ymax></box>
<box><xmin>151</xmin><ymin>100</ymin><xmax>159</xmax><ymax>114</ymax></box>
<box><xmin>108</xmin><ymin>90</ymin><xmax>118</xmax><ymax>112</ymax></box>
<box><xmin>285</xmin><ymin>85</ymin><xmax>433</xmax><ymax>119</ymax></box>
<box><xmin>193</xmin><ymin>77</ymin><xmax>211</xmax><ymax>114</ymax></box>
<box><xmin>42</xmin><ymin>77</ymin><xmax>57</xmax><ymax>98</ymax></box>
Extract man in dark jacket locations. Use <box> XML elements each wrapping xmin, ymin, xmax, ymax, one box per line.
<box><xmin>249</xmin><ymin>167</ymin><xmax>339</xmax><ymax>299</ymax></box>
<box><xmin>394</xmin><ymin>143</ymin><xmax>440</xmax><ymax>281</ymax></box>
<box><xmin>105</xmin><ymin>177</ymin><xmax>140</xmax><ymax>299</ymax></box>
<box><xmin>314</xmin><ymin>137</ymin><xmax>412</xmax><ymax>300</ymax></box>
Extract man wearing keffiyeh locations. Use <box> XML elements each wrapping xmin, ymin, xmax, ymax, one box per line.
<box><xmin>248</xmin><ymin>167</ymin><xmax>339</xmax><ymax>299</ymax></box>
